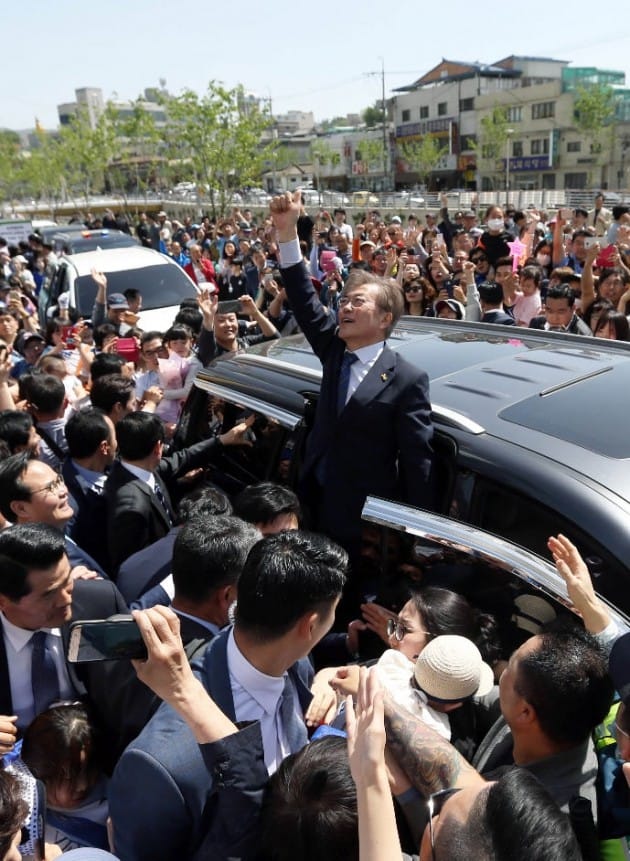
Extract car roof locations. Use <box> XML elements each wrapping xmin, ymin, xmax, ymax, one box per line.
<box><xmin>196</xmin><ymin>317</ymin><xmax>630</xmax><ymax>503</ymax></box>
<box><xmin>61</xmin><ymin>246</ymin><xmax>173</xmax><ymax>276</ymax></box>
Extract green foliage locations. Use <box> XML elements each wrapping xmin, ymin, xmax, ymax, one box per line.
<box><xmin>0</xmin><ymin>131</ymin><xmax>24</xmax><ymax>204</ymax></box>
<box><xmin>104</xmin><ymin>100</ymin><xmax>163</xmax><ymax>201</ymax></box>
<box><xmin>357</xmin><ymin>138</ymin><xmax>385</xmax><ymax>174</ymax></box>
<box><xmin>573</xmin><ymin>84</ymin><xmax>616</xmax><ymax>137</ymax></box>
<box><xmin>400</xmin><ymin>135</ymin><xmax>446</xmax><ymax>185</ymax></box>
<box><xmin>472</xmin><ymin>107</ymin><xmax>510</xmax><ymax>187</ymax></box>
<box><xmin>160</xmin><ymin>82</ymin><xmax>275</xmax><ymax>217</ymax></box>
<box><xmin>363</xmin><ymin>103</ymin><xmax>385</xmax><ymax>128</ymax></box>
<box><xmin>57</xmin><ymin>107</ymin><xmax>116</xmax><ymax>204</ymax></box>
<box><xmin>310</xmin><ymin>140</ymin><xmax>340</xmax><ymax>189</ymax></box>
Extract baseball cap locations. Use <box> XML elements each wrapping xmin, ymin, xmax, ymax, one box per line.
<box><xmin>16</xmin><ymin>331</ymin><xmax>45</xmax><ymax>355</ymax></box>
<box><xmin>390</xmin><ymin>216</ymin><xmax>402</xmax><ymax>224</ymax></box>
<box><xmin>107</xmin><ymin>293</ymin><xmax>130</xmax><ymax>310</ymax></box>
<box><xmin>360</xmin><ymin>240</ymin><xmax>376</xmax><ymax>249</ymax></box>
<box><xmin>435</xmin><ymin>299</ymin><xmax>464</xmax><ymax>320</ymax></box>
<box><xmin>414</xmin><ymin>635</ymin><xmax>495</xmax><ymax>703</ymax></box>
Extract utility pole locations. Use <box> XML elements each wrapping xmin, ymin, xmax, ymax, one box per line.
<box><xmin>365</xmin><ymin>59</ymin><xmax>389</xmax><ymax>190</ymax></box>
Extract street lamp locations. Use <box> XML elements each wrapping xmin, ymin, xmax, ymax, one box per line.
<box><xmin>505</xmin><ymin>128</ymin><xmax>514</xmax><ymax>207</ymax></box>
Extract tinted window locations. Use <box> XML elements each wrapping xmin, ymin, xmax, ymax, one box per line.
<box><xmin>74</xmin><ymin>264</ymin><xmax>196</xmax><ymax>316</ymax></box>
<box><xmin>63</xmin><ymin>235</ymin><xmax>137</xmax><ymax>253</ymax></box>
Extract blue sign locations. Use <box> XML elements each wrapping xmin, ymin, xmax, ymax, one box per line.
<box><xmin>502</xmin><ymin>156</ymin><xmax>551</xmax><ymax>172</ymax></box>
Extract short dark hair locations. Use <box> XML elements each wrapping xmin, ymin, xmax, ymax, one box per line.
<box><xmin>0</xmin><ymin>771</ymin><xmax>28</xmax><ymax>859</ymax></box>
<box><xmin>26</xmin><ymin>374</ymin><xmax>65</xmax><ymax>414</ymax></box>
<box><xmin>0</xmin><ymin>523</ymin><xmax>66</xmax><ymax>599</ymax></box>
<box><xmin>494</xmin><ymin>257</ymin><xmax>514</xmax><ymax>271</ymax></box>
<box><xmin>164</xmin><ymin>324</ymin><xmax>193</xmax><ymax>344</ymax></box>
<box><xmin>235</xmin><ymin>531</ymin><xmax>347</xmax><ymax>641</ymax></box>
<box><xmin>116</xmin><ymin>412</ymin><xmax>164</xmax><ymax>461</ymax></box>
<box><xmin>65</xmin><ymin>408</ymin><xmax>111</xmax><ymax>459</ymax></box>
<box><xmin>515</xmin><ymin>625</ymin><xmax>613</xmax><ymax>746</ymax></box>
<box><xmin>173</xmin><ymin>307</ymin><xmax>202</xmax><ymax>336</ymax></box>
<box><xmin>140</xmin><ymin>330</ymin><xmax>164</xmax><ymax>349</ymax></box>
<box><xmin>172</xmin><ymin>515</ymin><xmax>259</xmax><ymax>603</ymax></box>
<box><xmin>478</xmin><ymin>281</ymin><xmax>504</xmax><ymax>305</ymax></box>
<box><xmin>123</xmin><ymin>288</ymin><xmax>141</xmax><ymax>302</ymax></box>
<box><xmin>0</xmin><ymin>451</ymin><xmax>32</xmax><ymax>521</ymax></box>
<box><xmin>261</xmin><ymin>737</ymin><xmax>358</xmax><ymax>860</ymax></box>
<box><xmin>90</xmin><ymin>353</ymin><xmax>125</xmax><ymax>381</ymax></box>
<box><xmin>520</xmin><ymin>265</ymin><xmax>542</xmax><ymax>286</ymax></box>
<box><xmin>90</xmin><ymin>374</ymin><xmax>135</xmax><ymax>415</ymax></box>
<box><xmin>93</xmin><ymin>323</ymin><xmax>118</xmax><ymax>350</ymax></box>
<box><xmin>233</xmin><ymin>482</ymin><xmax>301</xmax><ymax>528</ymax></box>
<box><xmin>176</xmin><ymin>484</ymin><xmax>232</xmax><ymax>523</ymax></box>
<box><xmin>0</xmin><ymin>410</ymin><xmax>34</xmax><ymax>453</ymax></box>
<box><xmin>21</xmin><ymin>701</ymin><xmax>102</xmax><ymax>788</ymax></box>
<box><xmin>546</xmin><ymin>284</ymin><xmax>575</xmax><ymax>307</ymax></box>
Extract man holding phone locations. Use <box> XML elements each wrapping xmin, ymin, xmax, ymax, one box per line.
<box><xmin>196</xmin><ymin>289</ymin><xmax>279</xmax><ymax>365</ymax></box>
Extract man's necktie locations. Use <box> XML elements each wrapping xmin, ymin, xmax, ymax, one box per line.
<box><xmin>31</xmin><ymin>630</ymin><xmax>60</xmax><ymax>715</ymax></box>
<box><xmin>153</xmin><ymin>481</ymin><xmax>173</xmax><ymax>526</ymax></box>
<box><xmin>337</xmin><ymin>352</ymin><xmax>358</xmax><ymax>415</ymax></box>
<box><xmin>279</xmin><ymin>675</ymin><xmax>308</xmax><ymax>755</ymax></box>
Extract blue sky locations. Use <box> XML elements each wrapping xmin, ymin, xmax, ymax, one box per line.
<box><xmin>3</xmin><ymin>0</ymin><xmax>630</xmax><ymax>130</ymax></box>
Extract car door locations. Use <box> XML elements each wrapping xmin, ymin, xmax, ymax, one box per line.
<box><xmin>360</xmin><ymin>496</ymin><xmax>630</xmax><ymax>647</ymax></box>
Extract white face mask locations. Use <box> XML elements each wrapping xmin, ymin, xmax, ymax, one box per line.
<box><xmin>487</xmin><ymin>218</ymin><xmax>504</xmax><ymax>232</ymax></box>
<box><xmin>536</xmin><ymin>253</ymin><xmax>551</xmax><ymax>266</ymax></box>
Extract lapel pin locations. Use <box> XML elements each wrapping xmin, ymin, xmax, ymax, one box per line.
<box><xmin>381</xmin><ymin>373</ymin><xmax>388</xmax><ymax>382</ymax></box>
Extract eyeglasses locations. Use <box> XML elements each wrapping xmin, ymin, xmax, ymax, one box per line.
<box><xmin>338</xmin><ymin>296</ymin><xmax>372</xmax><ymax>309</ymax></box>
<box><xmin>470</xmin><ymin>256</ymin><xmax>487</xmax><ymax>264</ymax></box>
<box><xmin>29</xmin><ymin>473</ymin><xmax>66</xmax><ymax>496</ymax></box>
<box><xmin>428</xmin><ymin>787</ymin><xmax>462</xmax><ymax>860</ymax></box>
<box><xmin>386</xmin><ymin>617</ymin><xmax>430</xmax><ymax>641</ymax></box>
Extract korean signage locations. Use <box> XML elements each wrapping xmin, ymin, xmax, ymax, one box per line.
<box><xmin>0</xmin><ymin>220</ymin><xmax>32</xmax><ymax>244</ymax></box>
<box><xmin>501</xmin><ymin>156</ymin><xmax>551</xmax><ymax>172</ymax></box>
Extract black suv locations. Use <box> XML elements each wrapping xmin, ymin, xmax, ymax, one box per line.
<box><xmin>176</xmin><ymin>317</ymin><xmax>630</xmax><ymax>626</ymax></box>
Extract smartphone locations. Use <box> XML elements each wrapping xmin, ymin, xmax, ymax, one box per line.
<box><xmin>60</xmin><ymin>324</ymin><xmax>76</xmax><ymax>349</ymax></box>
<box><xmin>67</xmin><ymin>618</ymin><xmax>147</xmax><ymax>663</ymax></box>
<box><xmin>584</xmin><ymin>236</ymin><xmax>599</xmax><ymax>249</ymax></box>
<box><xmin>433</xmin><ymin>234</ymin><xmax>446</xmax><ymax>249</ymax></box>
<box><xmin>115</xmin><ymin>337</ymin><xmax>141</xmax><ymax>364</ymax></box>
<box><xmin>216</xmin><ymin>299</ymin><xmax>241</xmax><ymax>315</ymax></box>
<box><xmin>560</xmin><ymin>208</ymin><xmax>572</xmax><ymax>220</ymax></box>
<box><xmin>262</xmin><ymin>273</ymin><xmax>274</xmax><ymax>285</ymax></box>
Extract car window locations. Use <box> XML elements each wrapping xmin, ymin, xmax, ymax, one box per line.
<box><xmin>472</xmin><ymin>477</ymin><xmax>630</xmax><ymax>616</ymax></box>
<box><xmin>176</xmin><ymin>391</ymin><xmax>304</xmax><ymax>494</ymax></box>
<box><xmin>73</xmin><ymin>264</ymin><xmax>197</xmax><ymax>316</ymax></box>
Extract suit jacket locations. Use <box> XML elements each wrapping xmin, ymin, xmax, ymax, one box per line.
<box><xmin>62</xmin><ymin>459</ymin><xmax>111</xmax><ymax>575</ymax></box>
<box><xmin>282</xmin><ymin>260</ymin><xmax>434</xmax><ymax>548</ymax></box>
<box><xmin>104</xmin><ymin>437</ymin><xmax>222</xmax><ymax>574</ymax></box>
<box><xmin>109</xmin><ymin>628</ymin><xmax>313</xmax><ymax>861</ymax></box>
<box><xmin>0</xmin><ymin>579</ymin><xmax>149</xmax><ymax>767</ymax></box>
<box><xmin>481</xmin><ymin>309</ymin><xmax>516</xmax><ymax>326</ymax></box>
<box><xmin>588</xmin><ymin>206</ymin><xmax>612</xmax><ymax>236</ymax></box>
<box><xmin>116</xmin><ymin>528</ymin><xmax>179</xmax><ymax>604</ymax></box>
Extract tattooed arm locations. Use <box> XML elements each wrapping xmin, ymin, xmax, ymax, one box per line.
<box><xmin>383</xmin><ymin>691</ymin><xmax>484</xmax><ymax>797</ymax></box>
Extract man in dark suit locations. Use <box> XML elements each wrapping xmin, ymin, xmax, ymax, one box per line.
<box><xmin>0</xmin><ymin>524</ymin><xmax>150</xmax><ymax>766</ymax></box>
<box><xmin>110</xmin><ymin>530</ymin><xmax>347</xmax><ymax>861</ymax></box>
<box><xmin>0</xmin><ymin>452</ymin><xmax>107</xmax><ymax>578</ymax></box>
<box><xmin>270</xmin><ymin>191</ymin><xmax>434</xmax><ymax>556</ymax></box>
<box><xmin>104</xmin><ymin>411</ymin><xmax>253</xmax><ymax>574</ymax></box>
<box><xmin>477</xmin><ymin>281</ymin><xmax>516</xmax><ymax>326</ymax></box>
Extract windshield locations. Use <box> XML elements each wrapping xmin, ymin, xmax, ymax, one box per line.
<box><xmin>74</xmin><ymin>264</ymin><xmax>197</xmax><ymax>316</ymax></box>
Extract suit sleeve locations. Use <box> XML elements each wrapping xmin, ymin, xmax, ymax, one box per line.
<box><xmin>192</xmin><ymin>722</ymin><xmax>268</xmax><ymax>861</ymax></box>
<box><xmin>108</xmin><ymin>497</ymin><xmax>151</xmax><ymax>574</ymax></box>
<box><xmin>281</xmin><ymin>261</ymin><xmax>338</xmax><ymax>361</ymax></box>
<box><xmin>157</xmin><ymin>436</ymin><xmax>222</xmax><ymax>484</ymax></box>
<box><xmin>396</xmin><ymin>368</ymin><xmax>435</xmax><ymax>512</ymax></box>
<box><xmin>110</xmin><ymin>748</ymin><xmax>194</xmax><ymax>861</ymax></box>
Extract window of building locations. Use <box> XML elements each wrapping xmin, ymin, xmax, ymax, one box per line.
<box><xmin>401</xmin><ymin>109</ymin><xmax>410</xmax><ymax>123</ymax></box>
<box><xmin>512</xmin><ymin>141</ymin><xmax>523</xmax><ymax>158</ymax></box>
<box><xmin>531</xmin><ymin>101</ymin><xmax>555</xmax><ymax>120</ymax></box>
<box><xmin>437</xmin><ymin>102</ymin><xmax>448</xmax><ymax>116</ymax></box>
<box><xmin>530</xmin><ymin>138</ymin><xmax>550</xmax><ymax>155</ymax></box>
<box><xmin>506</xmin><ymin>106</ymin><xmax>522</xmax><ymax>123</ymax></box>
<box><xmin>459</xmin><ymin>98</ymin><xmax>474</xmax><ymax>112</ymax></box>
<box><xmin>567</xmin><ymin>141</ymin><xmax>581</xmax><ymax>153</ymax></box>
<box><xmin>420</xmin><ymin>106</ymin><xmax>429</xmax><ymax>119</ymax></box>
<box><xmin>564</xmin><ymin>172</ymin><xmax>588</xmax><ymax>189</ymax></box>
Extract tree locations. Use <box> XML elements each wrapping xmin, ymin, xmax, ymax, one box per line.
<box><xmin>573</xmin><ymin>84</ymin><xmax>617</xmax><ymax>185</ymax></box>
<box><xmin>58</xmin><ymin>107</ymin><xmax>116</xmax><ymax>207</ymax></box>
<box><xmin>400</xmin><ymin>135</ymin><xmax>447</xmax><ymax>187</ymax></box>
<box><xmin>20</xmin><ymin>130</ymin><xmax>66</xmax><ymax>217</ymax></box>
<box><xmin>310</xmin><ymin>140</ymin><xmax>340</xmax><ymax>190</ymax></box>
<box><xmin>357</xmin><ymin>138</ymin><xmax>386</xmax><ymax>186</ymax></box>
<box><xmin>0</xmin><ymin>131</ymin><xmax>23</xmax><ymax>208</ymax></box>
<box><xmin>473</xmin><ymin>107</ymin><xmax>510</xmax><ymax>190</ymax></box>
<box><xmin>362</xmin><ymin>102</ymin><xmax>385</xmax><ymax>128</ymax></box>
<box><xmin>104</xmin><ymin>99</ymin><xmax>163</xmax><ymax>204</ymax></box>
<box><xmin>160</xmin><ymin>82</ymin><xmax>275</xmax><ymax>217</ymax></box>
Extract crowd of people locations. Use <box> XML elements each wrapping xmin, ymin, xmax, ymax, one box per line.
<box><xmin>0</xmin><ymin>189</ymin><xmax>627</xmax><ymax>860</ymax></box>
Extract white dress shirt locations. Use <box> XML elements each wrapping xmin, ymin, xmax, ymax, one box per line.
<box><xmin>0</xmin><ymin>613</ymin><xmax>74</xmax><ymax>729</ymax></box>
<box><xmin>344</xmin><ymin>341</ymin><xmax>385</xmax><ymax>405</ymax></box>
<box><xmin>226</xmin><ymin>628</ymin><xmax>302</xmax><ymax>775</ymax></box>
<box><xmin>119</xmin><ymin>461</ymin><xmax>155</xmax><ymax>491</ymax></box>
